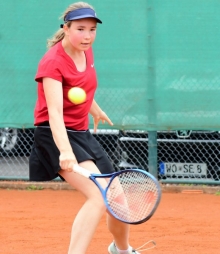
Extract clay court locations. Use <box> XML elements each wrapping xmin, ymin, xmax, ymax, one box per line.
<box><xmin>0</xmin><ymin>187</ymin><xmax>220</xmax><ymax>254</ymax></box>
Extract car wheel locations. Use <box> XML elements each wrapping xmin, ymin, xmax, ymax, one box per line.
<box><xmin>0</xmin><ymin>128</ymin><xmax>20</xmax><ymax>156</ymax></box>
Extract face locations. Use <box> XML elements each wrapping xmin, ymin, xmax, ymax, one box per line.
<box><xmin>64</xmin><ymin>18</ymin><xmax>97</xmax><ymax>51</ymax></box>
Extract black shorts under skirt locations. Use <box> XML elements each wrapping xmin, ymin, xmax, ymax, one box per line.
<box><xmin>29</xmin><ymin>127</ymin><xmax>115</xmax><ymax>181</ymax></box>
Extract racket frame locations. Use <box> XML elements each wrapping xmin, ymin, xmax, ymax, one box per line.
<box><xmin>73</xmin><ymin>165</ymin><xmax>161</xmax><ymax>224</ymax></box>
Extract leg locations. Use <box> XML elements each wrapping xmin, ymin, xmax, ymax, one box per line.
<box><xmin>59</xmin><ymin>160</ymin><xmax>107</xmax><ymax>254</ymax></box>
<box><xmin>107</xmin><ymin>213</ymin><xmax>130</xmax><ymax>250</ymax></box>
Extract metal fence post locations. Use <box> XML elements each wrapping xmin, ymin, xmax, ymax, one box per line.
<box><xmin>148</xmin><ymin>131</ymin><xmax>158</xmax><ymax>178</ymax></box>
<box><xmin>147</xmin><ymin>1</ymin><xmax>158</xmax><ymax>178</ymax></box>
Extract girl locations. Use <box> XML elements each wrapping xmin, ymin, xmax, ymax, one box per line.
<box><xmin>29</xmin><ymin>2</ymin><xmax>141</xmax><ymax>253</ymax></box>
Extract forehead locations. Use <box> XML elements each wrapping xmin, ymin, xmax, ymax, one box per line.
<box><xmin>71</xmin><ymin>18</ymin><xmax>97</xmax><ymax>27</ymax></box>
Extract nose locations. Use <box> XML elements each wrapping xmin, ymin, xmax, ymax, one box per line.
<box><xmin>84</xmin><ymin>31</ymin><xmax>91</xmax><ymax>39</ymax></box>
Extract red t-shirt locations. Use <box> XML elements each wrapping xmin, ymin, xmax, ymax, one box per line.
<box><xmin>34</xmin><ymin>41</ymin><xmax>97</xmax><ymax>130</ymax></box>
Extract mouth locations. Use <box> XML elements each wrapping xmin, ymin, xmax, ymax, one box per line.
<box><xmin>81</xmin><ymin>43</ymin><xmax>90</xmax><ymax>46</ymax></box>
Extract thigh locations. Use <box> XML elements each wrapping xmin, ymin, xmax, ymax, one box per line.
<box><xmin>59</xmin><ymin>160</ymin><xmax>107</xmax><ymax>200</ymax></box>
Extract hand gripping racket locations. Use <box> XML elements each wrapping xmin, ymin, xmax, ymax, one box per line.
<box><xmin>73</xmin><ymin>165</ymin><xmax>161</xmax><ymax>224</ymax></box>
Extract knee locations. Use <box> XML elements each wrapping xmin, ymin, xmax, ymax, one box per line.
<box><xmin>89</xmin><ymin>195</ymin><xmax>106</xmax><ymax>214</ymax></box>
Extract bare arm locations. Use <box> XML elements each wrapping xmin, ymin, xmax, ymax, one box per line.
<box><xmin>89</xmin><ymin>99</ymin><xmax>113</xmax><ymax>133</ymax></box>
<box><xmin>43</xmin><ymin>77</ymin><xmax>77</xmax><ymax>171</ymax></box>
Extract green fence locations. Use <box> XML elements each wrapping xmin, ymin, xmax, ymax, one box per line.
<box><xmin>1</xmin><ymin>0</ymin><xmax>220</xmax><ymax>130</ymax></box>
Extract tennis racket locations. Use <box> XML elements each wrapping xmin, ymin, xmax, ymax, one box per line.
<box><xmin>73</xmin><ymin>165</ymin><xmax>161</xmax><ymax>224</ymax></box>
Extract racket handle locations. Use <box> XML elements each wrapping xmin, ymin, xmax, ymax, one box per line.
<box><xmin>73</xmin><ymin>164</ymin><xmax>91</xmax><ymax>178</ymax></box>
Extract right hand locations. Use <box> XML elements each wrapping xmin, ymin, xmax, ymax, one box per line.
<box><xmin>92</xmin><ymin>110</ymin><xmax>113</xmax><ymax>133</ymax></box>
<box><xmin>59</xmin><ymin>151</ymin><xmax>77</xmax><ymax>172</ymax></box>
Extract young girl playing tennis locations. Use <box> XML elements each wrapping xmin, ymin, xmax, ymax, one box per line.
<box><xmin>29</xmin><ymin>2</ymin><xmax>143</xmax><ymax>253</ymax></box>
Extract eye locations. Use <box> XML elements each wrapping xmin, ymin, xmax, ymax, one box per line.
<box><xmin>78</xmin><ymin>28</ymin><xmax>84</xmax><ymax>31</ymax></box>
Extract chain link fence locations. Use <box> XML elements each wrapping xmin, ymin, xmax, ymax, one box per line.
<box><xmin>118</xmin><ymin>130</ymin><xmax>220</xmax><ymax>184</ymax></box>
<box><xmin>0</xmin><ymin>127</ymin><xmax>220</xmax><ymax>184</ymax></box>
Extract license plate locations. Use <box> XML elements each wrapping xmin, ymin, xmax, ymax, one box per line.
<box><xmin>159</xmin><ymin>162</ymin><xmax>207</xmax><ymax>176</ymax></box>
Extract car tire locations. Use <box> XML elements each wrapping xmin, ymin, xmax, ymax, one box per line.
<box><xmin>0</xmin><ymin>128</ymin><xmax>20</xmax><ymax>156</ymax></box>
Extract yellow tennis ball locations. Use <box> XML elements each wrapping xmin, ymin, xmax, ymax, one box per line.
<box><xmin>68</xmin><ymin>87</ymin><xmax>86</xmax><ymax>105</ymax></box>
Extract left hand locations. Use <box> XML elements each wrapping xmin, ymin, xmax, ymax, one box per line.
<box><xmin>92</xmin><ymin>111</ymin><xmax>113</xmax><ymax>133</ymax></box>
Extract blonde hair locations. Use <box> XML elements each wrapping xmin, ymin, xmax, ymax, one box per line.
<box><xmin>47</xmin><ymin>2</ymin><xmax>95</xmax><ymax>49</ymax></box>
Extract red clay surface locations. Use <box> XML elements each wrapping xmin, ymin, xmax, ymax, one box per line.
<box><xmin>0</xmin><ymin>189</ymin><xmax>219</xmax><ymax>254</ymax></box>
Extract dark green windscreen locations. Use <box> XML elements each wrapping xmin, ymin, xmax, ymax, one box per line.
<box><xmin>0</xmin><ymin>0</ymin><xmax>220</xmax><ymax>130</ymax></box>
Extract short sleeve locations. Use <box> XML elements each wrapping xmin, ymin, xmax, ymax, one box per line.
<box><xmin>35</xmin><ymin>58</ymin><xmax>63</xmax><ymax>83</ymax></box>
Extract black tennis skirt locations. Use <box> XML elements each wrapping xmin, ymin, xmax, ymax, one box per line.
<box><xmin>29</xmin><ymin>126</ymin><xmax>115</xmax><ymax>181</ymax></box>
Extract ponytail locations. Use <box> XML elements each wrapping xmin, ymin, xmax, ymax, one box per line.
<box><xmin>47</xmin><ymin>28</ymin><xmax>65</xmax><ymax>49</ymax></box>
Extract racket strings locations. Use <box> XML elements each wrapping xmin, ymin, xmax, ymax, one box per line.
<box><xmin>106</xmin><ymin>171</ymin><xmax>160</xmax><ymax>223</ymax></box>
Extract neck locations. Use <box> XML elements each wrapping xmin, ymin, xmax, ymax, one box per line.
<box><xmin>62</xmin><ymin>38</ymin><xmax>83</xmax><ymax>58</ymax></box>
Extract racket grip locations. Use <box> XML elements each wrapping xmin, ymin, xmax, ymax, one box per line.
<box><xmin>73</xmin><ymin>164</ymin><xmax>91</xmax><ymax>178</ymax></box>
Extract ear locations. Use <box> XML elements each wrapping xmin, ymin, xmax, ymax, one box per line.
<box><xmin>63</xmin><ymin>24</ymin><xmax>69</xmax><ymax>35</ymax></box>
